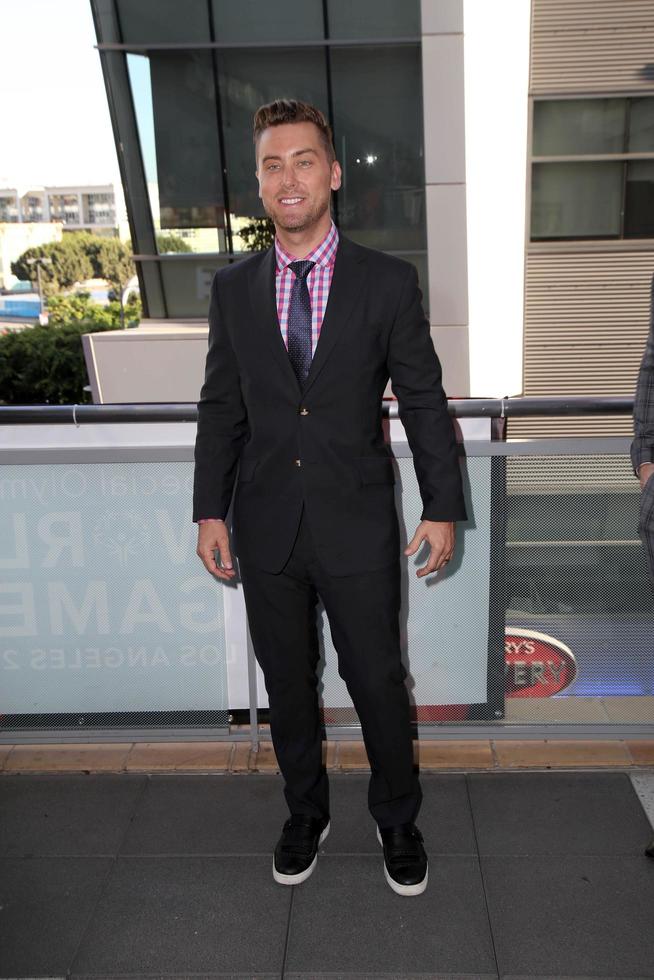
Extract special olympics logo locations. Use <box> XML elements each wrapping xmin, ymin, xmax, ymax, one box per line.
<box><xmin>92</xmin><ymin>510</ymin><xmax>151</xmax><ymax>565</ymax></box>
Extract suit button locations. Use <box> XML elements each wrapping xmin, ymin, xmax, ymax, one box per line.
<box><xmin>294</xmin><ymin>459</ymin><xmax>302</xmax><ymax>467</ymax></box>
<box><xmin>299</xmin><ymin>407</ymin><xmax>310</xmax><ymax>416</ymax></box>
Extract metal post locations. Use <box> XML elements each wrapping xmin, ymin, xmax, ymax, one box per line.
<box><xmin>36</xmin><ymin>262</ymin><xmax>43</xmax><ymax>316</ymax></box>
<box><xmin>27</xmin><ymin>256</ymin><xmax>51</xmax><ymax>323</ymax></box>
<box><xmin>246</xmin><ymin>624</ymin><xmax>260</xmax><ymax>753</ymax></box>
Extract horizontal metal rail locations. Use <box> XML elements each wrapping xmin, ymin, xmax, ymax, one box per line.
<box><xmin>96</xmin><ymin>37</ymin><xmax>422</xmax><ymax>51</ymax></box>
<box><xmin>0</xmin><ymin>395</ymin><xmax>635</xmax><ymax>426</ymax></box>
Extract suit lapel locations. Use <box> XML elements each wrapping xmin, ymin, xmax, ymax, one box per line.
<box><xmin>302</xmin><ymin>235</ymin><xmax>367</xmax><ymax>395</ymax></box>
<box><xmin>248</xmin><ymin>246</ymin><xmax>301</xmax><ymax>392</ymax></box>
<box><xmin>247</xmin><ymin>234</ymin><xmax>367</xmax><ymax>394</ymax></box>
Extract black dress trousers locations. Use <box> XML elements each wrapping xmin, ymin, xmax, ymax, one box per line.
<box><xmin>239</xmin><ymin>508</ymin><xmax>421</xmax><ymax>829</ymax></box>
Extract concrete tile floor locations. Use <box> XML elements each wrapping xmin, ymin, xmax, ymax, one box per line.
<box><xmin>0</xmin><ymin>771</ymin><xmax>653</xmax><ymax>979</ymax></box>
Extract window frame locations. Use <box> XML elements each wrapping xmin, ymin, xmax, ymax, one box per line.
<box><xmin>529</xmin><ymin>94</ymin><xmax>654</xmax><ymax>244</ymax></box>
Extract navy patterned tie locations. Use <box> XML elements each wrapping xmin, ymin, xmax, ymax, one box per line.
<box><xmin>287</xmin><ymin>260</ymin><xmax>315</xmax><ymax>384</ymax></box>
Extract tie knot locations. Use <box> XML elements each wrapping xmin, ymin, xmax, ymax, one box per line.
<box><xmin>289</xmin><ymin>260</ymin><xmax>315</xmax><ymax>280</ymax></box>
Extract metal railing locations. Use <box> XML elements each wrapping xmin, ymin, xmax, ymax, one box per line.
<box><xmin>0</xmin><ymin>394</ymin><xmax>636</xmax><ymax>425</ymax></box>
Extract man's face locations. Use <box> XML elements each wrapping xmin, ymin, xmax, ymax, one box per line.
<box><xmin>256</xmin><ymin>121</ymin><xmax>342</xmax><ymax>235</ymax></box>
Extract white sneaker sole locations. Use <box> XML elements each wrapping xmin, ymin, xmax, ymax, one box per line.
<box><xmin>377</xmin><ymin>826</ymin><xmax>428</xmax><ymax>896</ymax></box>
<box><xmin>272</xmin><ymin>821</ymin><xmax>330</xmax><ymax>885</ymax></box>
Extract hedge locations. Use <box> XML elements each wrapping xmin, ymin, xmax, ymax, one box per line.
<box><xmin>0</xmin><ymin>320</ymin><xmax>121</xmax><ymax>405</ymax></box>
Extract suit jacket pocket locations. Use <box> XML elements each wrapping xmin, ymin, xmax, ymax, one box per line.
<box><xmin>357</xmin><ymin>457</ymin><xmax>396</xmax><ymax>485</ymax></box>
<box><xmin>238</xmin><ymin>458</ymin><xmax>258</xmax><ymax>483</ymax></box>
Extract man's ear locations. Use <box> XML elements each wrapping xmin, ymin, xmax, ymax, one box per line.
<box><xmin>330</xmin><ymin>160</ymin><xmax>343</xmax><ymax>192</ymax></box>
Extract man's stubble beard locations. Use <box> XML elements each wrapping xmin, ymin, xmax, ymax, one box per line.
<box><xmin>264</xmin><ymin>195</ymin><xmax>331</xmax><ymax>235</ymax></box>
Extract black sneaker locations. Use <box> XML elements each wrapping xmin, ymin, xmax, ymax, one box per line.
<box><xmin>273</xmin><ymin>815</ymin><xmax>330</xmax><ymax>885</ymax></box>
<box><xmin>377</xmin><ymin>823</ymin><xmax>428</xmax><ymax>896</ymax></box>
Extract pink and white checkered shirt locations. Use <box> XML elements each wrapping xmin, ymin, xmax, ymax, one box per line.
<box><xmin>275</xmin><ymin>220</ymin><xmax>339</xmax><ymax>354</ymax></box>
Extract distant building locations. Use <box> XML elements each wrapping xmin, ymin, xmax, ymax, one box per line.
<box><xmin>0</xmin><ymin>184</ymin><xmax>129</xmax><ymax>240</ymax></box>
<box><xmin>0</xmin><ymin>222</ymin><xmax>63</xmax><ymax>291</ymax></box>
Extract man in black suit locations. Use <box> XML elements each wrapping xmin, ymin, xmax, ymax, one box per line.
<box><xmin>631</xmin><ymin>288</ymin><xmax>654</xmax><ymax>860</ymax></box>
<box><xmin>194</xmin><ymin>100</ymin><xmax>466</xmax><ymax>895</ymax></box>
<box><xmin>632</xmin><ymin>302</ymin><xmax>654</xmax><ymax>584</ymax></box>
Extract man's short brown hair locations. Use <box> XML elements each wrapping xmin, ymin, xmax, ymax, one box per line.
<box><xmin>253</xmin><ymin>99</ymin><xmax>336</xmax><ymax>163</ymax></box>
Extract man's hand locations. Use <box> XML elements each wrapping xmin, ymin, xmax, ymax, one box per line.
<box><xmin>640</xmin><ymin>462</ymin><xmax>654</xmax><ymax>490</ymax></box>
<box><xmin>196</xmin><ymin>519</ymin><xmax>236</xmax><ymax>581</ymax></box>
<box><xmin>405</xmin><ymin>520</ymin><xmax>455</xmax><ymax>578</ymax></box>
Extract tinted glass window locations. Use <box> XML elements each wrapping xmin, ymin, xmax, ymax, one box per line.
<box><xmin>149</xmin><ymin>53</ymin><xmax>224</xmax><ymax>230</ymax></box>
<box><xmin>531</xmin><ymin>98</ymin><xmax>654</xmax><ymax>241</ymax></box>
<box><xmin>330</xmin><ymin>45</ymin><xmax>426</xmax><ymax>251</ymax></box>
<box><xmin>128</xmin><ymin>52</ymin><xmax>224</xmax><ymax>235</ymax></box>
<box><xmin>628</xmin><ymin>98</ymin><xmax>654</xmax><ymax>152</ymax></box>
<box><xmin>625</xmin><ymin>160</ymin><xmax>654</xmax><ymax>237</ymax></box>
<box><xmin>212</xmin><ymin>0</ymin><xmax>323</xmax><ymax>42</ymax></box>
<box><xmin>531</xmin><ymin>162</ymin><xmax>622</xmax><ymax>239</ymax></box>
<box><xmin>327</xmin><ymin>0</ymin><xmax>420</xmax><ymax>38</ymax></box>
<box><xmin>533</xmin><ymin>99</ymin><xmax>626</xmax><ymax>156</ymax></box>
<box><xmin>217</xmin><ymin>48</ymin><xmax>329</xmax><ymax>224</ymax></box>
<box><xmin>117</xmin><ymin>0</ymin><xmax>210</xmax><ymax>43</ymax></box>
<box><xmin>107</xmin><ymin>0</ymin><xmax>427</xmax><ymax>314</ymax></box>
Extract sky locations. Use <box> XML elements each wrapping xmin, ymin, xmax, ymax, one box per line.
<box><xmin>0</xmin><ymin>0</ymin><xmax>121</xmax><ymax>189</ymax></box>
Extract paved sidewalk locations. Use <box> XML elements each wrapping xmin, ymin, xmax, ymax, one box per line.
<box><xmin>2</xmin><ymin>737</ymin><xmax>654</xmax><ymax>773</ymax></box>
<box><xmin>1</xmin><ymin>770</ymin><xmax>654</xmax><ymax>978</ymax></box>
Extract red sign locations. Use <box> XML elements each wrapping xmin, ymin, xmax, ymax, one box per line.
<box><xmin>505</xmin><ymin>629</ymin><xmax>577</xmax><ymax>698</ymax></box>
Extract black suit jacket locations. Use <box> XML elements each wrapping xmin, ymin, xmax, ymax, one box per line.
<box><xmin>193</xmin><ymin>234</ymin><xmax>466</xmax><ymax>575</ymax></box>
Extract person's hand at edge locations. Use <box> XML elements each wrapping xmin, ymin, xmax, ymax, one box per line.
<box><xmin>639</xmin><ymin>462</ymin><xmax>654</xmax><ymax>490</ymax></box>
<box><xmin>405</xmin><ymin>520</ymin><xmax>455</xmax><ymax>578</ymax></box>
<box><xmin>196</xmin><ymin>519</ymin><xmax>236</xmax><ymax>580</ymax></box>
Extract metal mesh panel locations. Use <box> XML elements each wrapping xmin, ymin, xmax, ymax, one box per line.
<box><xmin>3</xmin><ymin>449</ymin><xmax>651</xmax><ymax>737</ymax></box>
<box><xmin>318</xmin><ymin>455</ymin><xmax>499</xmax><ymax>726</ymax></box>
<box><xmin>0</xmin><ymin>461</ymin><xmax>229</xmax><ymax>734</ymax></box>
<box><xmin>504</xmin><ymin>454</ymin><xmax>654</xmax><ymax>724</ymax></box>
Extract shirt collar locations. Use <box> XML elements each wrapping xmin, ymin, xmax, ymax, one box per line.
<box><xmin>275</xmin><ymin>220</ymin><xmax>339</xmax><ymax>274</ymax></box>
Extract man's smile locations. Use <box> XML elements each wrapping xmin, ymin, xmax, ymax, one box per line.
<box><xmin>280</xmin><ymin>197</ymin><xmax>305</xmax><ymax>206</ymax></box>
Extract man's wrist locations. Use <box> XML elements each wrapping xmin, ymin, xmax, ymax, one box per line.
<box><xmin>197</xmin><ymin>518</ymin><xmax>224</xmax><ymax>524</ymax></box>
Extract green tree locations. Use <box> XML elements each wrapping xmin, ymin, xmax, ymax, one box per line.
<box><xmin>47</xmin><ymin>291</ymin><xmax>141</xmax><ymax>328</ymax></box>
<box><xmin>11</xmin><ymin>237</ymin><xmax>93</xmax><ymax>294</ymax></box>
<box><xmin>0</xmin><ymin>319</ymin><xmax>121</xmax><ymax>404</ymax></box>
<box><xmin>49</xmin><ymin>238</ymin><xmax>93</xmax><ymax>290</ymax></box>
<box><xmin>63</xmin><ymin>231</ymin><xmax>106</xmax><ymax>278</ymax></box>
<box><xmin>11</xmin><ymin>244</ymin><xmax>59</xmax><ymax>293</ymax></box>
<box><xmin>46</xmin><ymin>292</ymin><xmax>99</xmax><ymax>324</ymax></box>
<box><xmin>156</xmin><ymin>232</ymin><xmax>192</xmax><ymax>253</ymax></box>
<box><xmin>95</xmin><ymin>239</ymin><xmax>136</xmax><ymax>327</ymax></box>
<box><xmin>0</xmin><ymin>292</ymin><xmax>140</xmax><ymax>405</ymax></box>
<box><xmin>238</xmin><ymin>216</ymin><xmax>275</xmax><ymax>251</ymax></box>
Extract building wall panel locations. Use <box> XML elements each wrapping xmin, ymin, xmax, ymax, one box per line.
<box><xmin>531</xmin><ymin>0</ymin><xmax>654</xmax><ymax>94</ymax></box>
<box><xmin>511</xmin><ymin>250</ymin><xmax>654</xmax><ymax>438</ymax></box>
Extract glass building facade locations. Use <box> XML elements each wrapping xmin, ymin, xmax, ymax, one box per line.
<box><xmin>91</xmin><ymin>0</ymin><xmax>426</xmax><ymax>318</ymax></box>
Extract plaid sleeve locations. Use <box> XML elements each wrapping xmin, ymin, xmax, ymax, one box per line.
<box><xmin>631</xmin><ymin>277</ymin><xmax>654</xmax><ymax>474</ymax></box>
